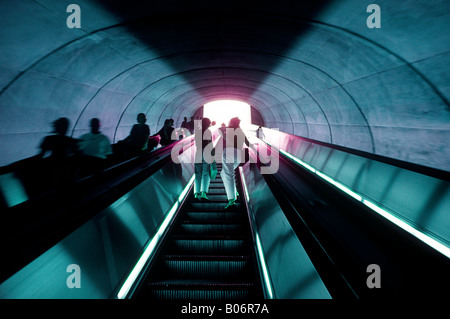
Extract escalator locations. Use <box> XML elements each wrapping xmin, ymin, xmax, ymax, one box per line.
<box><xmin>132</xmin><ymin>163</ymin><xmax>264</xmax><ymax>299</ymax></box>
<box><xmin>3</xmin><ymin>131</ymin><xmax>447</xmax><ymax>300</ymax></box>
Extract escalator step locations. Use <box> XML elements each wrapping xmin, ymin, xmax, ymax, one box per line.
<box><xmin>191</xmin><ymin>194</ymin><xmax>228</xmax><ymax>202</ymax></box>
<box><xmin>207</xmin><ymin>188</ymin><xmax>227</xmax><ymax>194</ymax></box>
<box><xmin>161</xmin><ymin>258</ymin><xmax>251</xmax><ymax>279</ymax></box>
<box><xmin>144</xmin><ymin>280</ymin><xmax>254</xmax><ymax>299</ymax></box>
<box><xmin>164</xmin><ymin>255</ymin><xmax>251</xmax><ymax>261</ymax></box>
<box><xmin>190</xmin><ymin>196</ymin><xmax>229</xmax><ymax>203</ymax></box>
<box><xmin>208</xmin><ymin>185</ymin><xmax>225</xmax><ymax>189</ymax></box>
<box><xmin>184</xmin><ymin>211</ymin><xmax>244</xmax><ymax>221</ymax></box>
<box><xmin>170</xmin><ymin>238</ymin><xmax>247</xmax><ymax>254</ymax></box>
<box><xmin>176</xmin><ymin>223</ymin><xmax>245</xmax><ymax>236</ymax></box>
<box><xmin>189</xmin><ymin>202</ymin><xmax>242</xmax><ymax>210</ymax></box>
<box><xmin>210</xmin><ymin>180</ymin><xmax>225</xmax><ymax>185</ymax></box>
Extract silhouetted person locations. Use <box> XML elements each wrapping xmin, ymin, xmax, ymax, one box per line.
<box><xmin>78</xmin><ymin>118</ymin><xmax>112</xmax><ymax>174</ymax></box>
<box><xmin>39</xmin><ymin>117</ymin><xmax>79</xmax><ymax>160</ymax></box>
<box><xmin>38</xmin><ymin>117</ymin><xmax>80</xmax><ymax>187</ymax></box>
<box><xmin>121</xmin><ymin>113</ymin><xmax>150</xmax><ymax>158</ymax></box>
<box><xmin>194</xmin><ymin>117</ymin><xmax>213</xmax><ymax>200</ymax></box>
<box><xmin>181</xmin><ymin>116</ymin><xmax>190</xmax><ymax>137</ymax></box>
<box><xmin>219</xmin><ymin>117</ymin><xmax>251</xmax><ymax>209</ymax></box>
<box><xmin>188</xmin><ymin>116</ymin><xmax>195</xmax><ymax>134</ymax></box>
<box><xmin>79</xmin><ymin>118</ymin><xmax>111</xmax><ymax>159</ymax></box>
<box><xmin>181</xmin><ymin>117</ymin><xmax>188</xmax><ymax>129</ymax></box>
<box><xmin>154</xmin><ymin>119</ymin><xmax>175</xmax><ymax>146</ymax></box>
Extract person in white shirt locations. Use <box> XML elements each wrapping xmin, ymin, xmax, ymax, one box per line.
<box><xmin>79</xmin><ymin>118</ymin><xmax>112</xmax><ymax>159</ymax></box>
<box><xmin>78</xmin><ymin>118</ymin><xmax>112</xmax><ymax>173</ymax></box>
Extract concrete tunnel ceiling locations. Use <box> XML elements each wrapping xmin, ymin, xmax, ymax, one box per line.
<box><xmin>0</xmin><ymin>0</ymin><xmax>449</xmax><ymax>170</ymax></box>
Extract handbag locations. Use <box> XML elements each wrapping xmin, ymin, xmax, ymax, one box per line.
<box><xmin>210</xmin><ymin>161</ymin><xmax>218</xmax><ymax>180</ymax></box>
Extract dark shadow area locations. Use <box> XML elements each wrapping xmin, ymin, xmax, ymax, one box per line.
<box><xmin>93</xmin><ymin>0</ymin><xmax>333</xmax><ymax>99</ymax></box>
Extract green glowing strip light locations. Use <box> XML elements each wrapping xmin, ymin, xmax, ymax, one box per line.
<box><xmin>117</xmin><ymin>174</ymin><xmax>195</xmax><ymax>299</ymax></box>
<box><xmin>239</xmin><ymin>168</ymin><xmax>251</xmax><ymax>202</ymax></box>
<box><xmin>279</xmin><ymin>149</ymin><xmax>450</xmax><ymax>259</ymax></box>
<box><xmin>239</xmin><ymin>167</ymin><xmax>274</xmax><ymax>299</ymax></box>
<box><xmin>255</xmin><ymin>232</ymin><xmax>274</xmax><ymax>299</ymax></box>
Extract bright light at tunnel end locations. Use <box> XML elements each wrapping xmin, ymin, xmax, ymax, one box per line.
<box><xmin>203</xmin><ymin>100</ymin><xmax>251</xmax><ymax>128</ymax></box>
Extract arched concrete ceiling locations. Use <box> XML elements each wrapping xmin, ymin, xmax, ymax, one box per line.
<box><xmin>0</xmin><ymin>0</ymin><xmax>449</xmax><ymax>170</ymax></box>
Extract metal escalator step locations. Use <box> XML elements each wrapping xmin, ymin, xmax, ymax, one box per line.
<box><xmin>176</xmin><ymin>222</ymin><xmax>245</xmax><ymax>236</ymax></box>
<box><xmin>190</xmin><ymin>194</ymin><xmax>228</xmax><ymax>202</ymax></box>
<box><xmin>189</xmin><ymin>202</ymin><xmax>242</xmax><ymax>210</ymax></box>
<box><xmin>209</xmin><ymin>180</ymin><xmax>225</xmax><ymax>185</ymax></box>
<box><xmin>207</xmin><ymin>188</ymin><xmax>227</xmax><ymax>194</ymax></box>
<box><xmin>184</xmin><ymin>211</ymin><xmax>244</xmax><ymax>222</ymax></box>
<box><xmin>161</xmin><ymin>256</ymin><xmax>251</xmax><ymax>280</ymax></box>
<box><xmin>144</xmin><ymin>280</ymin><xmax>255</xmax><ymax>299</ymax></box>
<box><xmin>163</xmin><ymin>255</ymin><xmax>251</xmax><ymax>261</ymax></box>
<box><xmin>208</xmin><ymin>184</ymin><xmax>225</xmax><ymax>188</ymax></box>
<box><xmin>170</xmin><ymin>238</ymin><xmax>247</xmax><ymax>254</ymax></box>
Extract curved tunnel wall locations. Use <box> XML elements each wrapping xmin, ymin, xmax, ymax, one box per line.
<box><xmin>0</xmin><ymin>0</ymin><xmax>449</xmax><ymax>170</ymax></box>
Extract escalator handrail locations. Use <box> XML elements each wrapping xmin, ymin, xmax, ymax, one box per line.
<box><xmin>261</xmin><ymin>128</ymin><xmax>450</xmax><ymax>181</ymax></box>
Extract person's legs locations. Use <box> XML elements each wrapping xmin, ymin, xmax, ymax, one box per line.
<box><xmin>221</xmin><ymin>151</ymin><xmax>235</xmax><ymax>201</ymax></box>
<box><xmin>194</xmin><ymin>162</ymin><xmax>203</xmax><ymax>199</ymax></box>
<box><xmin>221</xmin><ymin>148</ymin><xmax>241</xmax><ymax>208</ymax></box>
<box><xmin>200</xmin><ymin>161</ymin><xmax>211</xmax><ymax>199</ymax></box>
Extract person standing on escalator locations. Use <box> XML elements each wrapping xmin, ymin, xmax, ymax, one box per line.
<box><xmin>219</xmin><ymin>117</ymin><xmax>251</xmax><ymax>209</ymax></box>
<box><xmin>118</xmin><ymin>113</ymin><xmax>150</xmax><ymax>159</ymax></box>
<box><xmin>154</xmin><ymin>119</ymin><xmax>175</xmax><ymax>147</ymax></box>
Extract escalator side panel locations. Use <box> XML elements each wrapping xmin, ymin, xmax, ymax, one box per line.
<box><xmin>241</xmin><ymin>161</ymin><xmax>332</xmax><ymax>299</ymax></box>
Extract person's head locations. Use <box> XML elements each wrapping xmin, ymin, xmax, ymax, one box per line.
<box><xmin>137</xmin><ymin>113</ymin><xmax>146</xmax><ymax>124</ymax></box>
<box><xmin>170</xmin><ymin>118</ymin><xmax>174</xmax><ymax>126</ymax></box>
<box><xmin>164</xmin><ymin>119</ymin><xmax>170</xmax><ymax>126</ymax></box>
<box><xmin>52</xmin><ymin>117</ymin><xmax>69</xmax><ymax>136</ymax></box>
<box><xmin>201</xmin><ymin>117</ymin><xmax>211</xmax><ymax>131</ymax></box>
<box><xmin>90</xmin><ymin>118</ymin><xmax>100</xmax><ymax>134</ymax></box>
<box><xmin>228</xmin><ymin>117</ymin><xmax>241</xmax><ymax>129</ymax></box>
<box><xmin>184</xmin><ymin>117</ymin><xmax>187</xmax><ymax>121</ymax></box>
